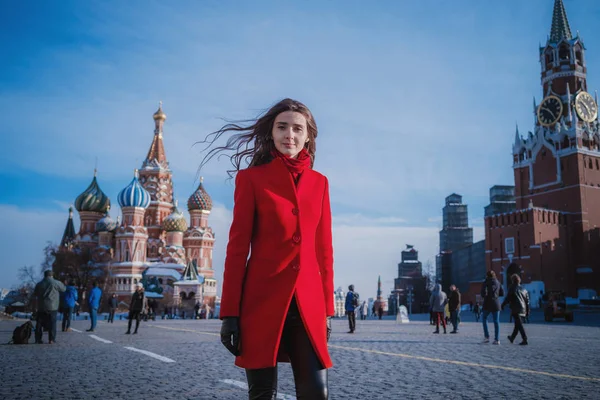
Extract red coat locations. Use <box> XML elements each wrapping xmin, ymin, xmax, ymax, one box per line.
<box><xmin>220</xmin><ymin>157</ymin><xmax>334</xmax><ymax>370</ymax></box>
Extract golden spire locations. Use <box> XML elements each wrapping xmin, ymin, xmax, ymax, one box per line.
<box><xmin>153</xmin><ymin>100</ymin><xmax>167</xmax><ymax>121</ymax></box>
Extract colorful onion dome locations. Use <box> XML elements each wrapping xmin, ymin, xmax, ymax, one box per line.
<box><xmin>187</xmin><ymin>177</ymin><xmax>213</xmax><ymax>211</ymax></box>
<box><xmin>118</xmin><ymin>169</ymin><xmax>151</xmax><ymax>208</ymax></box>
<box><xmin>74</xmin><ymin>170</ymin><xmax>111</xmax><ymax>213</ymax></box>
<box><xmin>96</xmin><ymin>212</ymin><xmax>118</xmax><ymax>232</ymax></box>
<box><xmin>153</xmin><ymin>101</ymin><xmax>166</xmax><ymax>121</ymax></box>
<box><xmin>163</xmin><ymin>200</ymin><xmax>188</xmax><ymax>232</ymax></box>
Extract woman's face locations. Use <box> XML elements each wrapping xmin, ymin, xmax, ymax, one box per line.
<box><xmin>271</xmin><ymin>111</ymin><xmax>309</xmax><ymax>158</ymax></box>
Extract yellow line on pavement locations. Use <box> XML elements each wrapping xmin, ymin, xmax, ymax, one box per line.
<box><xmin>148</xmin><ymin>325</ymin><xmax>600</xmax><ymax>383</ymax></box>
<box><xmin>148</xmin><ymin>324</ymin><xmax>220</xmax><ymax>337</ymax></box>
<box><xmin>329</xmin><ymin>344</ymin><xmax>600</xmax><ymax>383</ymax></box>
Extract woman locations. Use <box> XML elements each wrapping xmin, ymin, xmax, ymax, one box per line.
<box><xmin>204</xmin><ymin>98</ymin><xmax>334</xmax><ymax>399</ymax></box>
<box><xmin>429</xmin><ymin>284</ymin><xmax>447</xmax><ymax>334</ymax></box>
<box><xmin>502</xmin><ymin>274</ymin><xmax>530</xmax><ymax>345</ymax></box>
<box><xmin>480</xmin><ymin>270</ymin><xmax>504</xmax><ymax>344</ymax></box>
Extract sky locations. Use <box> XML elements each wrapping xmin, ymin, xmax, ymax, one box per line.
<box><xmin>2</xmin><ymin>0</ymin><xmax>599</xmax><ymax>298</ymax></box>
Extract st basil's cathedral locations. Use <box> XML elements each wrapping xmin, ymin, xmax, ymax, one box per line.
<box><xmin>59</xmin><ymin>103</ymin><xmax>218</xmax><ymax>309</ymax></box>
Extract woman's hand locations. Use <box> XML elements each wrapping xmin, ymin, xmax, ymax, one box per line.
<box><xmin>326</xmin><ymin>317</ymin><xmax>332</xmax><ymax>342</ymax></box>
<box><xmin>220</xmin><ymin>317</ymin><xmax>240</xmax><ymax>356</ymax></box>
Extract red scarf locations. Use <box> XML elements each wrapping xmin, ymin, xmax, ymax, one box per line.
<box><xmin>271</xmin><ymin>148</ymin><xmax>311</xmax><ymax>183</ymax></box>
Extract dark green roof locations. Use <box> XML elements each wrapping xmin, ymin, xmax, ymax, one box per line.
<box><xmin>549</xmin><ymin>0</ymin><xmax>572</xmax><ymax>43</ymax></box>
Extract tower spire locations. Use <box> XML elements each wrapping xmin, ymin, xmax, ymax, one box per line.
<box><xmin>60</xmin><ymin>206</ymin><xmax>76</xmax><ymax>249</ymax></box>
<box><xmin>143</xmin><ymin>103</ymin><xmax>169</xmax><ymax>170</ymax></box>
<box><xmin>549</xmin><ymin>0</ymin><xmax>572</xmax><ymax>43</ymax></box>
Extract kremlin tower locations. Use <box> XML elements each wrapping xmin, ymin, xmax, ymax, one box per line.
<box><xmin>60</xmin><ymin>103</ymin><xmax>218</xmax><ymax>309</ymax></box>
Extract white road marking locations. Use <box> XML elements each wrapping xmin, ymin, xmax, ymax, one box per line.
<box><xmin>89</xmin><ymin>335</ymin><xmax>112</xmax><ymax>344</ymax></box>
<box><xmin>124</xmin><ymin>346</ymin><xmax>175</xmax><ymax>363</ymax></box>
<box><xmin>220</xmin><ymin>379</ymin><xmax>296</xmax><ymax>399</ymax></box>
<box><xmin>70</xmin><ymin>328</ymin><xmax>82</xmax><ymax>333</ymax></box>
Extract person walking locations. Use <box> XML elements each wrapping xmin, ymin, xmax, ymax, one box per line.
<box><xmin>86</xmin><ymin>282</ymin><xmax>102</xmax><ymax>332</ymax></box>
<box><xmin>345</xmin><ymin>285</ymin><xmax>359</xmax><ymax>333</ymax></box>
<box><xmin>61</xmin><ymin>280</ymin><xmax>78</xmax><ymax>332</ymax></box>
<box><xmin>361</xmin><ymin>301</ymin><xmax>368</xmax><ymax>321</ymax></box>
<box><xmin>215</xmin><ymin>99</ymin><xmax>334</xmax><ymax>399</ymax></box>
<box><xmin>473</xmin><ymin>302</ymin><xmax>481</xmax><ymax>322</ymax></box>
<box><xmin>32</xmin><ymin>270</ymin><xmax>66</xmax><ymax>344</ymax></box>
<box><xmin>107</xmin><ymin>294</ymin><xmax>118</xmax><ymax>323</ymax></box>
<box><xmin>448</xmin><ymin>285</ymin><xmax>461</xmax><ymax>334</ymax></box>
<box><xmin>126</xmin><ymin>284</ymin><xmax>147</xmax><ymax>334</ymax></box>
<box><xmin>429</xmin><ymin>284</ymin><xmax>448</xmax><ymax>334</ymax></box>
<box><xmin>502</xmin><ymin>274</ymin><xmax>530</xmax><ymax>346</ymax></box>
<box><xmin>481</xmin><ymin>270</ymin><xmax>504</xmax><ymax>345</ymax></box>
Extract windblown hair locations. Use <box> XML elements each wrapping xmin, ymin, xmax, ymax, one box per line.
<box><xmin>196</xmin><ymin>98</ymin><xmax>318</xmax><ymax>179</ymax></box>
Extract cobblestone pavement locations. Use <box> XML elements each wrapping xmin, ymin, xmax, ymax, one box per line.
<box><xmin>1</xmin><ymin>311</ymin><xmax>599</xmax><ymax>399</ymax></box>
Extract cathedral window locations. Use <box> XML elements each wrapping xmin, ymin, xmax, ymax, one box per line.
<box><xmin>596</xmin><ymin>159</ymin><xmax>599</xmax><ymax>170</ymax></box>
<box><xmin>559</xmin><ymin>45</ymin><xmax>570</xmax><ymax>61</ymax></box>
<box><xmin>575</xmin><ymin>49</ymin><xmax>583</xmax><ymax>65</ymax></box>
<box><xmin>589</xmin><ymin>159</ymin><xmax>593</xmax><ymax>169</ymax></box>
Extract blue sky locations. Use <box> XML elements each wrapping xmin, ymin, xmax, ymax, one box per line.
<box><xmin>2</xmin><ymin>0</ymin><xmax>599</xmax><ymax>298</ymax></box>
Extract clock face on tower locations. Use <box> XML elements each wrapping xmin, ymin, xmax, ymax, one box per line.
<box><xmin>574</xmin><ymin>91</ymin><xmax>598</xmax><ymax>122</ymax></box>
<box><xmin>537</xmin><ymin>95</ymin><xmax>563</xmax><ymax>126</ymax></box>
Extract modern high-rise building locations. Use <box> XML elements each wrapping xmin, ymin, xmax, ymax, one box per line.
<box><xmin>439</xmin><ymin>194</ymin><xmax>473</xmax><ymax>253</ymax></box>
<box><xmin>484</xmin><ymin>185</ymin><xmax>516</xmax><ymax>217</ymax></box>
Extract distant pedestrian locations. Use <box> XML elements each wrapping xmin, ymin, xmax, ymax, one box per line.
<box><xmin>86</xmin><ymin>282</ymin><xmax>102</xmax><ymax>332</ymax></box>
<box><xmin>345</xmin><ymin>284</ymin><xmax>359</xmax><ymax>333</ymax></box>
<box><xmin>502</xmin><ymin>274</ymin><xmax>530</xmax><ymax>346</ymax></box>
<box><xmin>473</xmin><ymin>302</ymin><xmax>481</xmax><ymax>322</ymax></box>
<box><xmin>448</xmin><ymin>285</ymin><xmax>461</xmax><ymax>334</ymax></box>
<box><xmin>361</xmin><ymin>301</ymin><xmax>368</xmax><ymax>320</ymax></box>
<box><xmin>61</xmin><ymin>280</ymin><xmax>78</xmax><ymax>332</ymax></box>
<box><xmin>126</xmin><ymin>284</ymin><xmax>147</xmax><ymax>334</ymax></box>
<box><xmin>32</xmin><ymin>270</ymin><xmax>66</xmax><ymax>344</ymax></box>
<box><xmin>194</xmin><ymin>301</ymin><xmax>201</xmax><ymax>319</ymax></box>
<box><xmin>107</xmin><ymin>294</ymin><xmax>118</xmax><ymax>323</ymax></box>
<box><xmin>378</xmin><ymin>305</ymin><xmax>384</xmax><ymax>320</ymax></box>
<box><xmin>481</xmin><ymin>270</ymin><xmax>504</xmax><ymax>344</ymax></box>
<box><xmin>429</xmin><ymin>284</ymin><xmax>448</xmax><ymax>334</ymax></box>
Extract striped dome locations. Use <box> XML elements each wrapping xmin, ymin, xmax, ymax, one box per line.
<box><xmin>74</xmin><ymin>173</ymin><xmax>111</xmax><ymax>213</ymax></box>
<box><xmin>118</xmin><ymin>170</ymin><xmax>151</xmax><ymax>208</ymax></box>
<box><xmin>96</xmin><ymin>213</ymin><xmax>118</xmax><ymax>232</ymax></box>
<box><xmin>187</xmin><ymin>177</ymin><xmax>212</xmax><ymax>211</ymax></box>
<box><xmin>163</xmin><ymin>201</ymin><xmax>188</xmax><ymax>232</ymax></box>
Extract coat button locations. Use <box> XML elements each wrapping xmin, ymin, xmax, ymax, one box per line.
<box><xmin>292</xmin><ymin>208</ymin><xmax>299</xmax><ymax>215</ymax></box>
<box><xmin>292</xmin><ymin>264</ymin><xmax>300</xmax><ymax>271</ymax></box>
<box><xmin>292</xmin><ymin>234</ymin><xmax>301</xmax><ymax>243</ymax></box>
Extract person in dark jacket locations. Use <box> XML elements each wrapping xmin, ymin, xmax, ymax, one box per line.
<box><xmin>32</xmin><ymin>270</ymin><xmax>66</xmax><ymax>344</ymax></box>
<box><xmin>480</xmin><ymin>270</ymin><xmax>504</xmax><ymax>344</ymax></box>
<box><xmin>448</xmin><ymin>285</ymin><xmax>461</xmax><ymax>334</ymax></box>
<box><xmin>61</xmin><ymin>280</ymin><xmax>78</xmax><ymax>332</ymax></box>
<box><xmin>107</xmin><ymin>294</ymin><xmax>118</xmax><ymax>323</ymax></box>
<box><xmin>345</xmin><ymin>285</ymin><xmax>359</xmax><ymax>333</ymax></box>
<box><xmin>126</xmin><ymin>284</ymin><xmax>148</xmax><ymax>334</ymax></box>
<box><xmin>502</xmin><ymin>274</ymin><xmax>530</xmax><ymax>345</ymax></box>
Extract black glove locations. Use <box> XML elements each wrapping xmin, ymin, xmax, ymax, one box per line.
<box><xmin>220</xmin><ymin>317</ymin><xmax>240</xmax><ymax>356</ymax></box>
<box><xmin>326</xmin><ymin>317</ymin><xmax>332</xmax><ymax>342</ymax></box>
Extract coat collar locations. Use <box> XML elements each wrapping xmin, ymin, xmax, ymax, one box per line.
<box><xmin>265</xmin><ymin>158</ymin><xmax>316</xmax><ymax>205</ymax></box>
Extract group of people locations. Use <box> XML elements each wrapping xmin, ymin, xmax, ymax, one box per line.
<box><xmin>429</xmin><ymin>270</ymin><xmax>530</xmax><ymax>345</ymax></box>
<box><xmin>30</xmin><ymin>271</ymin><xmax>158</xmax><ymax>342</ymax></box>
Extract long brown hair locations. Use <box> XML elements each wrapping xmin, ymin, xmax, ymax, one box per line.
<box><xmin>196</xmin><ymin>98</ymin><xmax>318</xmax><ymax>179</ymax></box>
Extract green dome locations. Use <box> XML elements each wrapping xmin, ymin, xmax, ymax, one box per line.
<box><xmin>75</xmin><ymin>174</ymin><xmax>111</xmax><ymax>213</ymax></box>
